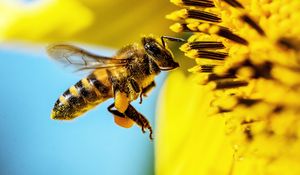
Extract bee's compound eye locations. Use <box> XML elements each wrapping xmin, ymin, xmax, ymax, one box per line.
<box><xmin>144</xmin><ymin>43</ymin><xmax>160</xmax><ymax>54</ymax></box>
<box><xmin>143</xmin><ymin>37</ymin><xmax>162</xmax><ymax>54</ymax></box>
<box><xmin>114</xmin><ymin>116</ymin><xmax>134</xmax><ymax>128</ymax></box>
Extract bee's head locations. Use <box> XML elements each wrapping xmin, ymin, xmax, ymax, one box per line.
<box><xmin>142</xmin><ymin>36</ymin><xmax>179</xmax><ymax>71</ymax></box>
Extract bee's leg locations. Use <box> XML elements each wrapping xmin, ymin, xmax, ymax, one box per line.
<box><xmin>161</xmin><ymin>36</ymin><xmax>186</xmax><ymax>48</ymax></box>
<box><xmin>107</xmin><ymin>69</ymin><xmax>129</xmax><ymax>113</ymax></box>
<box><xmin>139</xmin><ymin>81</ymin><xmax>156</xmax><ymax>104</ymax></box>
<box><xmin>107</xmin><ymin>103</ymin><xmax>134</xmax><ymax>128</ymax></box>
<box><xmin>111</xmin><ymin>75</ymin><xmax>130</xmax><ymax>114</ymax></box>
<box><xmin>128</xmin><ymin>78</ymin><xmax>146</xmax><ymax>104</ymax></box>
<box><xmin>107</xmin><ymin>103</ymin><xmax>125</xmax><ymax>117</ymax></box>
<box><xmin>110</xmin><ymin>78</ymin><xmax>133</xmax><ymax>128</ymax></box>
<box><xmin>124</xmin><ymin>104</ymin><xmax>153</xmax><ymax>140</ymax></box>
<box><xmin>114</xmin><ymin>90</ymin><xmax>130</xmax><ymax>113</ymax></box>
<box><xmin>130</xmin><ymin>79</ymin><xmax>141</xmax><ymax>93</ymax></box>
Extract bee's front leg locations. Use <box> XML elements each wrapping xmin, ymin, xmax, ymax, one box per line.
<box><xmin>139</xmin><ymin>81</ymin><xmax>156</xmax><ymax>104</ymax></box>
<box><xmin>128</xmin><ymin>78</ymin><xmax>146</xmax><ymax>104</ymax></box>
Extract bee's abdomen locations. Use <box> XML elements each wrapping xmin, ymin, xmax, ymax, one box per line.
<box><xmin>51</xmin><ymin>73</ymin><xmax>112</xmax><ymax>120</ymax></box>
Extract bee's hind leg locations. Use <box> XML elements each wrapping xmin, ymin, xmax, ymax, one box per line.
<box><xmin>108</xmin><ymin>103</ymin><xmax>153</xmax><ymax>140</ymax></box>
<box><xmin>124</xmin><ymin>104</ymin><xmax>153</xmax><ymax>140</ymax></box>
<box><xmin>108</xmin><ymin>103</ymin><xmax>134</xmax><ymax>128</ymax></box>
<box><xmin>107</xmin><ymin>103</ymin><xmax>125</xmax><ymax>117</ymax></box>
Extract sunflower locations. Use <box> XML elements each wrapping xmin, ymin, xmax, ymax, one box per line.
<box><xmin>156</xmin><ymin>0</ymin><xmax>300</xmax><ymax>174</ymax></box>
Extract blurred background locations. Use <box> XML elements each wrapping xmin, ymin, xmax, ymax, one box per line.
<box><xmin>0</xmin><ymin>0</ymin><xmax>180</xmax><ymax>175</ymax></box>
<box><xmin>0</xmin><ymin>44</ymin><xmax>161</xmax><ymax>175</ymax></box>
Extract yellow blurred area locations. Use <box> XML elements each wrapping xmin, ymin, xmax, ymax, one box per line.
<box><xmin>155</xmin><ymin>71</ymin><xmax>300</xmax><ymax>175</ymax></box>
<box><xmin>155</xmin><ymin>71</ymin><xmax>234</xmax><ymax>175</ymax></box>
<box><xmin>0</xmin><ymin>0</ymin><xmax>177</xmax><ymax>47</ymax></box>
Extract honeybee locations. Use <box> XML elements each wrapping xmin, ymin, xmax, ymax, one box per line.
<box><xmin>47</xmin><ymin>35</ymin><xmax>184</xmax><ymax>140</ymax></box>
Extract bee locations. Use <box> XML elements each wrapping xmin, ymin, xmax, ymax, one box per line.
<box><xmin>47</xmin><ymin>35</ymin><xmax>184</xmax><ymax>140</ymax></box>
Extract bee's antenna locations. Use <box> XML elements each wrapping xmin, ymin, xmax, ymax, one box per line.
<box><xmin>161</xmin><ymin>36</ymin><xmax>186</xmax><ymax>48</ymax></box>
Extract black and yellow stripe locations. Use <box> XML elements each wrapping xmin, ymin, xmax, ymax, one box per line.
<box><xmin>51</xmin><ymin>71</ymin><xmax>113</xmax><ymax>120</ymax></box>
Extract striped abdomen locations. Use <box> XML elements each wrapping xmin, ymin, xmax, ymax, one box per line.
<box><xmin>51</xmin><ymin>71</ymin><xmax>113</xmax><ymax>120</ymax></box>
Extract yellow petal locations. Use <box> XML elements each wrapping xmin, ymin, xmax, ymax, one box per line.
<box><xmin>0</xmin><ymin>0</ymin><xmax>177</xmax><ymax>47</ymax></box>
<box><xmin>156</xmin><ymin>71</ymin><xmax>234</xmax><ymax>175</ymax></box>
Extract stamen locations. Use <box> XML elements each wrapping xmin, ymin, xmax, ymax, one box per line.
<box><xmin>187</xmin><ymin>50</ymin><xmax>228</xmax><ymax>60</ymax></box>
<box><xmin>238</xmin><ymin>98</ymin><xmax>261</xmax><ymax>106</ymax></box>
<box><xmin>166</xmin><ymin>9</ymin><xmax>221</xmax><ymax>23</ymax></box>
<box><xmin>273</xmin><ymin>106</ymin><xmax>284</xmax><ymax>113</ymax></box>
<box><xmin>211</xmin><ymin>80</ymin><xmax>248</xmax><ymax>89</ymax></box>
<box><xmin>200</xmin><ymin>65</ymin><xmax>215</xmax><ymax>72</ymax></box>
<box><xmin>218</xmin><ymin>108</ymin><xmax>232</xmax><ymax>113</ymax></box>
<box><xmin>252</xmin><ymin>62</ymin><xmax>272</xmax><ymax>79</ymax></box>
<box><xmin>170</xmin><ymin>23</ymin><xmax>195</xmax><ymax>33</ymax></box>
<box><xmin>187</xmin><ymin>9</ymin><xmax>221</xmax><ymax>23</ymax></box>
<box><xmin>222</xmin><ymin>0</ymin><xmax>244</xmax><ymax>8</ymax></box>
<box><xmin>171</xmin><ymin>0</ymin><xmax>215</xmax><ymax>8</ymax></box>
<box><xmin>188</xmin><ymin>64</ymin><xmax>215</xmax><ymax>72</ymax></box>
<box><xmin>277</xmin><ymin>37</ymin><xmax>300</xmax><ymax>50</ymax></box>
<box><xmin>207</xmin><ymin>73</ymin><xmax>236</xmax><ymax>81</ymax></box>
<box><xmin>240</xmin><ymin>15</ymin><xmax>265</xmax><ymax>36</ymax></box>
<box><xmin>241</xmin><ymin>60</ymin><xmax>272</xmax><ymax>78</ymax></box>
<box><xmin>241</xmin><ymin>119</ymin><xmax>256</xmax><ymax>125</ymax></box>
<box><xmin>192</xmin><ymin>24</ymin><xmax>248</xmax><ymax>45</ymax></box>
<box><xmin>217</xmin><ymin>28</ymin><xmax>249</xmax><ymax>45</ymax></box>
<box><xmin>197</xmin><ymin>73</ymin><xmax>236</xmax><ymax>84</ymax></box>
<box><xmin>188</xmin><ymin>41</ymin><xmax>225</xmax><ymax>50</ymax></box>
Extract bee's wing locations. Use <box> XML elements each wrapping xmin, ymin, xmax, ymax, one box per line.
<box><xmin>47</xmin><ymin>44</ymin><xmax>129</xmax><ymax>72</ymax></box>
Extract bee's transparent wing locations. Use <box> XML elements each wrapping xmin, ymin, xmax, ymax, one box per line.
<box><xmin>47</xmin><ymin>44</ymin><xmax>129</xmax><ymax>72</ymax></box>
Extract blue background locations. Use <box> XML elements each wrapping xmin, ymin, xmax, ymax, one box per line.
<box><xmin>0</xmin><ymin>45</ymin><xmax>164</xmax><ymax>175</ymax></box>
